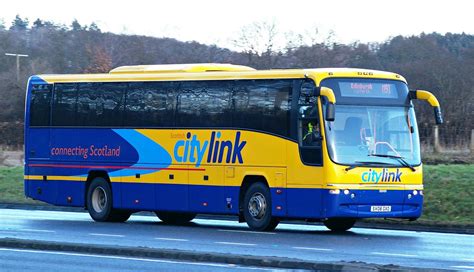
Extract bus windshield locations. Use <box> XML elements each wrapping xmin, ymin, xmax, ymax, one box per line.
<box><xmin>324</xmin><ymin>105</ymin><xmax>421</xmax><ymax>166</ymax></box>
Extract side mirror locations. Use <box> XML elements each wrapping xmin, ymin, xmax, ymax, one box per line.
<box><xmin>434</xmin><ymin>106</ymin><xmax>443</xmax><ymax>125</ymax></box>
<box><xmin>326</xmin><ymin>103</ymin><xmax>335</xmax><ymax>121</ymax></box>
<box><xmin>411</xmin><ymin>90</ymin><xmax>443</xmax><ymax>124</ymax></box>
<box><xmin>319</xmin><ymin>87</ymin><xmax>336</xmax><ymax>122</ymax></box>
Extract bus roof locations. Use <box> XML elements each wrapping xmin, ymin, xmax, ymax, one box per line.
<box><xmin>34</xmin><ymin>64</ymin><xmax>407</xmax><ymax>85</ymax></box>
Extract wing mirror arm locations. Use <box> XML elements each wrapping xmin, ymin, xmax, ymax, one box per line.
<box><xmin>410</xmin><ymin>90</ymin><xmax>443</xmax><ymax>124</ymax></box>
<box><xmin>318</xmin><ymin>86</ymin><xmax>336</xmax><ymax>121</ymax></box>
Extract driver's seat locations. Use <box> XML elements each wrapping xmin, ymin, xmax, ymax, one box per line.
<box><xmin>343</xmin><ymin>117</ymin><xmax>362</xmax><ymax>145</ymax></box>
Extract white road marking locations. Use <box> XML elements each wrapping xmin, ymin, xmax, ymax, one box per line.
<box><xmin>89</xmin><ymin>233</ymin><xmax>124</xmax><ymax>238</ymax></box>
<box><xmin>452</xmin><ymin>266</ymin><xmax>474</xmax><ymax>270</ymax></box>
<box><xmin>0</xmin><ymin>248</ymin><xmax>274</xmax><ymax>270</ymax></box>
<box><xmin>19</xmin><ymin>229</ymin><xmax>55</xmax><ymax>233</ymax></box>
<box><xmin>371</xmin><ymin>252</ymin><xmax>418</xmax><ymax>258</ymax></box>
<box><xmin>154</xmin><ymin>237</ymin><xmax>188</xmax><ymax>242</ymax></box>
<box><xmin>292</xmin><ymin>246</ymin><xmax>333</xmax><ymax>251</ymax></box>
<box><xmin>215</xmin><ymin>242</ymin><xmax>256</xmax><ymax>246</ymax></box>
<box><xmin>218</xmin><ymin>229</ymin><xmax>276</xmax><ymax>235</ymax></box>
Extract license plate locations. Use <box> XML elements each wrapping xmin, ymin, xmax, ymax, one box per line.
<box><xmin>370</xmin><ymin>205</ymin><xmax>391</xmax><ymax>212</ymax></box>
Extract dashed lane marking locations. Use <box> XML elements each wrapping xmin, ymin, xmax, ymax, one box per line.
<box><xmin>19</xmin><ymin>229</ymin><xmax>55</xmax><ymax>233</ymax></box>
<box><xmin>371</xmin><ymin>252</ymin><xmax>418</xmax><ymax>258</ymax></box>
<box><xmin>215</xmin><ymin>242</ymin><xmax>256</xmax><ymax>246</ymax></box>
<box><xmin>154</xmin><ymin>237</ymin><xmax>189</xmax><ymax>242</ymax></box>
<box><xmin>451</xmin><ymin>266</ymin><xmax>474</xmax><ymax>270</ymax></box>
<box><xmin>88</xmin><ymin>233</ymin><xmax>124</xmax><ymax>238</ymax></box>
<box><xmin>292</xmin><ymin>246</ymin><xmax>333</xmax><ymax>251</ymax></box>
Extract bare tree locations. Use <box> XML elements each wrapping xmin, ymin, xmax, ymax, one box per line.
<box><xmin>232</xmin><ymin>21</ymin><xmax>283</xmax><ymax>68</ymax></box>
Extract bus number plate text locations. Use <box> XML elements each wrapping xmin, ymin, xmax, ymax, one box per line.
<box><xmin>370</xmin><ymin>206</ymin><xmax>391</xmax><ymax>212</ymax></box>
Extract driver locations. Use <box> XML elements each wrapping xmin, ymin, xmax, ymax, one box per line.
<box><xmin>303</xmin><ymin>120</ymin><xmax>321</xmax><ymax>146</ymax></box>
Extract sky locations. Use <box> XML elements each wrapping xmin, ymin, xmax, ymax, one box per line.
<box><xmin>1</xmin><ymin>0</ymin><xmax>473</xmax><ymax>50</ymax></box>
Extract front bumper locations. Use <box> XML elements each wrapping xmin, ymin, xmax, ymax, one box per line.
<box><xmin>323</xmin><ymin>188</ymin><xmax>423</xmax><ymax>219</ymax></box>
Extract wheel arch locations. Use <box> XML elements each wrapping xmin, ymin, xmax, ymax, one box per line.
<box><xmin>238</xmin><ymin>175</ymin><xmax>269</xmax><ymax>218</ymax></box>
<box><xmin>85</xmin><ymin>170</ymin><xmax>111</xmax><ymax>209</ymax></box>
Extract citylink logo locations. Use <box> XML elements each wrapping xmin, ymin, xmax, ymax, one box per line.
<box><xmin>173</xmin><ymin>131</ymin><xmax>246</xmax><ymax>167</ymax></box>
<box><xmin>361</xmin><ymin>168</ymin><xmax>402</xmax><ymax>183</ymax></box>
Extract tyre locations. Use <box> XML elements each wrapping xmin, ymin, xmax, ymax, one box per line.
<box><xmin>243</xmin><ymin>182</ymin><xmax>279</xmax><ymax>231</ymax></box>
<box><xmin>86</xmin><ymin>177</ymin><xmax>131</xmax><ymax>222</ymax></box>
<box><xmin>323</xmin><ymin>218</ymin><xmax>356</xmax><ymax>232</ymax></box>
<box><xmin>155</xmin><ymin>211</ymin><xmax>196</xmax><ymax>225</ymax></box>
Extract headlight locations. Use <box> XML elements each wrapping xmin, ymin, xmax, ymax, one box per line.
<box><xmin>329</xmin><ymin>189</ymin><xmax>340</xmax><ymax>195</ymax></box>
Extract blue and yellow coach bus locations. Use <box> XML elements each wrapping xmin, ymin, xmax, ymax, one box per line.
<box><xmin>24</xmin><ymin>64</ymin><xmax>442</xmax><ymax>231</ymax></box>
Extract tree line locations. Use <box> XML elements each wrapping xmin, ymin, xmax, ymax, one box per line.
<box><xmin>0</xmin><ymin>16</ymin><xmax>472</xmax><ymax>148</ymax></box>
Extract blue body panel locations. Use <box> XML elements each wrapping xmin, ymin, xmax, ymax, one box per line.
<box><xmin>24</xmin><ymin>178</ymin><xmax>422</xmax><ymax>219</ymax></box>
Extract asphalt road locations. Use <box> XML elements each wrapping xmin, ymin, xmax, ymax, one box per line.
<box><xmin>0</xmin><ymin>247</ymin><xmax>281</xmax><ymax>272</ymax></box>
<box><xmin>0</xmin><ymin>208</ymin><xmax>473</xmax><ymax>271</ymax></box>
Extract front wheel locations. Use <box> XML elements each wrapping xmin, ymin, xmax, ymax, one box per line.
<box><xmin>155</xmin><ymin>211</ymin><xmax>196</xmax><ymax>225</ymax></box>
<box><xmin>86</xmin><ymin>177</ymin><xmax>131</xmax><ymax>222</ymax></box>
<box><xmin>323</xmin><ymin>218</ymin><xmax>356</xmax><ymax>232</ymax></box>
<box><xmin>243</xmin><ymin>182</ymin><xmax>279</xmax><ymax>231</ymax></box>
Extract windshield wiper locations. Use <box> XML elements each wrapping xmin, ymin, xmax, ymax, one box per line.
<box><xmin>345</xmin><ymin>161</ymin><xmax>394</xmax><ymax>172</ymax></box>
<box><xmin>368</xmin><ymin>154</ymin><xmax>416</xmax><ymax>172</ymax></box>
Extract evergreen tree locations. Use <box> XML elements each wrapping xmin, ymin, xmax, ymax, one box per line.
<box><xmin>32</xmin><ymin>18</ymin><xmax>44</xmax><ymax>28</ymax></box>
<box><xmin>88</xmin><ymin>22</ymin><xmax>101</xmax><ymax>32</ymax></box>
<box><xmin>71</xmin><ymin>19</ymin><xmax>83</xmax><ymax>31</ymax></box>
<box><xmin>10</xmin><ymin>15</ymin><xmax>29</xmax><ymax>31</ymax></box>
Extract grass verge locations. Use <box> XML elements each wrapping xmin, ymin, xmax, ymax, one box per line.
<box><xmin>0</xmin><ymin>165</ymin><xmax>473</xmax><ymax>225</ymax></box>
<box><xmin>0</xmin><ymin>166</ymin><xmax>40</xmax><ymax>204</ymax></box>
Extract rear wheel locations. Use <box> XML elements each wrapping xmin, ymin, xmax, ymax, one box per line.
<box><xmin>155</xmin><ymin>211</ymin><xmax>196</xmax><ymax>225</ymax></box>
<box><xmin>323</xmin><ymin>218</ymin><xmax>356</xmax><ymax>232</ymax></box>
<box><xmin>243</xmin><ymin>182</ymin><xmax>279</xmax><ymax>231</ymax></box>
<box><xmin>87</xmin><ymin>177</ymin><xmax>131</xmax><ymax>222</ymax></box>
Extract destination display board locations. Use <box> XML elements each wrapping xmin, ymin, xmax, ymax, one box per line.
<box><xmin>339</xmin><ymin>82</ymin><xmax>398</xmax><ymax>99</ymax></box>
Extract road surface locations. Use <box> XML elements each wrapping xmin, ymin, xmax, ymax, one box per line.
<box><xmin>0</xmin><ymin>208</ymin><xmax>473</xmax><ymax>271</ymax></box>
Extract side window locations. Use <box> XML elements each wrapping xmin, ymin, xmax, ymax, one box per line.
<box><xmin>298</xmin><ymin>82</ymin><xmax>323</xmax><ymax>165</ymax></box>
<box><xmin>52</xmin><ymin>83</ymin><xmax>77</xmax><ymax>126</ymax></box>
<box><xmin>29</xmin><ymin>84</ymin><xmax>52</xmax><ymax>126</ymax></box>
<box><xmin>176</xmin><ymin>81</ymin><xmax>231</xmax><ymax>127</ymax></box>
<box><xmin>233</xmin><ymin>80</ymin><xmax>292</xmax><ymax>136</ymax></box>
<box><xmin>299</xmin><ymin>106</ymin><xmax>321</xmax><ymax>147</ymax></box>
<box><xmin>77</xmin><ymin>83</ymin><xmax>125</xmax><ymax>127</ymax></box>
<box><xmin>124</xmin><ymin>82</ymin><xmax>175</xmax><ymax>127</ymax></box>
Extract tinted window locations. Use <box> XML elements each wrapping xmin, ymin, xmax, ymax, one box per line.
<box><xmin>29</xmin><ymin>84</ymin><xmax>52</xmax><ymax>126</ymax></box>
<box><xmin>233</xmin><ymin>80</ymin><xmax>292</xmax><ymax>136</ymax></box>
<box><xmin>176</xmin><ymin>81</ymin><xmax>232</xmax><ymax>127</ymax></box>
<box><xmin>124</xmin><ymin>82</ymin><xmax>176</xmax><ymax>127</ymax></box>
<box><xmin>52</xmin><ymin>83</ymin><xmax>77</xmax><ymax>126</ymax></box>
<box><xmin>49</xmin><ymin>79</ymin><xmax>293</xmax><ymax>136</ymax></box>
<box><xmin>77</xmin><ymin>83</ymin><xmax>125</xmax><ymax>126</ymax></box>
